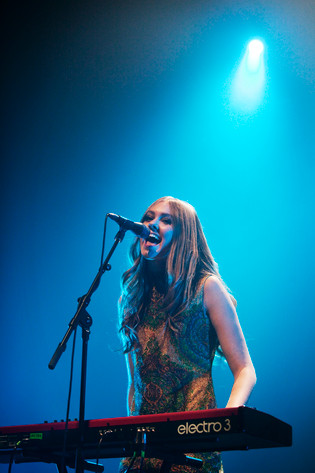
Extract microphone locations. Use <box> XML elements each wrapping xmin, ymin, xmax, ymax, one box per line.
<box><xmin>108</xmin><ymin>213</ymin><xmax>150</xmax><ymax>239</ymax></box>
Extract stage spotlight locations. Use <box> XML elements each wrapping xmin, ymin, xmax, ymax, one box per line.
<box><xmin>246</xmin><ymin>39</ymin><xmax>264</xmax><ymax>73</ymax></box>
<box><xmin>228</xmin><ymin>38</ymin><xmax>266</xmax><ymax>115</ymax></box>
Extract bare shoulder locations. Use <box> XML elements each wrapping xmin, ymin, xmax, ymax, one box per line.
<box><xmin>204</xmin><ymin>275</ymin><xmax>237</xmax><ymax>324</ymax></box>
<box><xmin>204</xmin><ymin>275</ymin><xmax>231</xmax><ymax>304</ymax></box>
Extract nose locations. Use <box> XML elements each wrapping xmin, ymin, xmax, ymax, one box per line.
<box><xmin>148</xmin><ymin>221</ymin><xmax>159</xmax><ymax>232</ymax></box>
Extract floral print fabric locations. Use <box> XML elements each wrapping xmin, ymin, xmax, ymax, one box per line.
<box><xmin>120</xmin><ymin>278</ymin><xmax>223</xmax><ymax>473</ymax></box>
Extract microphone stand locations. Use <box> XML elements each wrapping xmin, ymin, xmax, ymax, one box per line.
<box><xmin>48</xmin><ymin>227</ymin><xmax>127</xmax><ymax>473</ymax></box>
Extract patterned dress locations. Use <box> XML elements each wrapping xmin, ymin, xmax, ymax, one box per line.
<box><xmin>120</xmin><ymin>277</ymin><xmax>223</xmax><ymax>473</ymax></box>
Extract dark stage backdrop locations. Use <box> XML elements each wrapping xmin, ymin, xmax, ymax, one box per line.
<box><xmin>1</xmin><ymin>1</ymin><xmax>314</xmax><ymax>472</ymax></box>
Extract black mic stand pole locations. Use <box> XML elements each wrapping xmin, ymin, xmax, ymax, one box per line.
<box><xmin>48</xmin><ymin>227</ymin><xmax>127</xmax><ymax>473</ymax></box>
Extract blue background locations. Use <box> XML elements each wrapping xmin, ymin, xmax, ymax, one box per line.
<box><xmin>1</xmin><ymin>1</ymin><xmax>314</xmax><ymax>472</ymax></box>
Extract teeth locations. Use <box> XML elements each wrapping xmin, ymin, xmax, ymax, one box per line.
<box><xmin>147</xmin><ymin>234</ymin><xmax>161</xmax><ymax>244</ymax></box>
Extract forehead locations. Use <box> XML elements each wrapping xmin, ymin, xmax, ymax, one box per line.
<box><xmin>147</xmin><ymin>201</ymin><xmax>171</xmax><ymax>215</ymax></box>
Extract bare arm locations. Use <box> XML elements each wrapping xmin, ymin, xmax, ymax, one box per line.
<box><xmin>119</xmin><ymin>294</ymin><xmax>135</xmax><ymax>416</ymax></box>
<box><xmin>125</xmin><ymin>352</ymin><xmax>135</xmax><ymax>415</ymax></box>
<box><xmin>204</xmin><ymin>276</ymin><xmax>256</xmax><ymax>407</ymax></box>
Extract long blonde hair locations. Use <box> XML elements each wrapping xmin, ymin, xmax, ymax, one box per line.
<box><xmin>119</xmin><ymin>196</ymin><xmax>225</xmax><ymax>352</ymax></box>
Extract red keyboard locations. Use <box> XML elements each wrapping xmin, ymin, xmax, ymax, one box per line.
<box><xmin>0</xmin><ymin>407</ymin><xmax>292</xmax><ymax>467</ymax></box>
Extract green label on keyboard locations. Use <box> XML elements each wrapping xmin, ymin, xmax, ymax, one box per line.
<box><xmin>30</xmin><ymin>433</ymin><xmax>43</xmax><ymax>440</ymax></box>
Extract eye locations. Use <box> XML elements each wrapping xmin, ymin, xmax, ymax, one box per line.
<box><xmin>143</xmin><ymin>213</ymin><xmax>154</xmax><ymax>222</ymax></box>
<box><xmin>162</xmin><ymin>217</ymin><xmax>172</xmax><ymax>225</ymax></box>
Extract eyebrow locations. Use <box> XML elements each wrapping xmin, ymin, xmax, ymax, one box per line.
<box><xmin>145</xmin><ymin>211</ymin><xmax>172</xmax><ymax>217</ymax></box>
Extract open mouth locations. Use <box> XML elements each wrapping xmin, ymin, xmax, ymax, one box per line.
<box><xmin>146</xmin><ymin>233</ymin><xmax>161</xmax><ymax>244</ymax></box>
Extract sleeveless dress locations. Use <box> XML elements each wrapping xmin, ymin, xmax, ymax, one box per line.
<box><xmin>120</xmin><ymin>277</ymin><xmax>223</xmax><ymax>473</ymax></box>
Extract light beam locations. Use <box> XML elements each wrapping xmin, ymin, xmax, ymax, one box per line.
<box><xmin>228</xmin><ymin>38</ymin><xmax>267</xmax><ymax>115</ymax></box>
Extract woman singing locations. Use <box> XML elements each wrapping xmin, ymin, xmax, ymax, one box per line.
<box><xmin>118</xmin><ymin>196</ymin><xmax>256</xmax><ymax>472</ymax></box>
